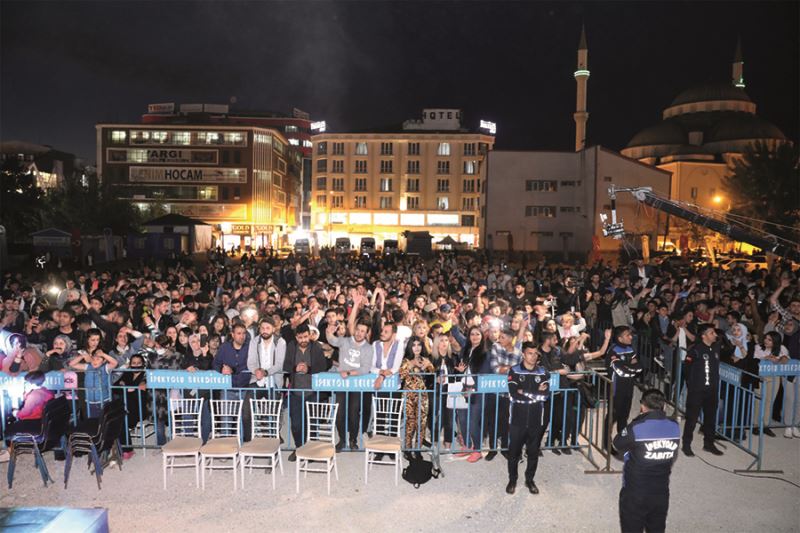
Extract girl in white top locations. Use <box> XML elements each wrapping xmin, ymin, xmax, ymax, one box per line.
<box><xmin>754</xmin><ymin>331</ymin><xmax>789</xmax><ymax>434</ymax></box>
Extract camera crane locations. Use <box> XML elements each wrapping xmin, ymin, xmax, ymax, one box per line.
<box><xmin>600</xmin><ymin>185</ymin><xmax>800</xmax><ymax>263</ymax></box>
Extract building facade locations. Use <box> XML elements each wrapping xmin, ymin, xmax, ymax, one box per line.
<box><xmin>484</xmin><ymin>146</ymin><xmax>671</xmax><ymax>257</ymax></box>
<box><xmin>310</xmin><ymin>109</ymin><xmax>495</xmax><ymax>248</ymax></box>
<box><xmin>96</xmin><ymin>114</ymin><xmax>297</xmax><ymax>251</ymax></box>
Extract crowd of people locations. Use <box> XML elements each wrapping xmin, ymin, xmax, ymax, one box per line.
<box><xmin>1</xmin><ymin>248</ymin><xmax>798</xmax><ymax>495</ymax></box>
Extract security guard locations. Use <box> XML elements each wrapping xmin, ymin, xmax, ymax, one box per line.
<box><xmin>606</xmin><ymin>326</ymin><xmax>643</xmax><ymax>450</ymax></box>
<box><xmin>613</xmin><ymin>389</ymin><xmax>680</xmax><ymax>533</ymax></box>
<box><xmin>505</xmin><ymin>341</ymin><xmax>551</xmax><ymax>495</ymax></box>
<box><xmin>682</xmin><ymin>323</ymin><xmax>724</xmax><ymax>456</ymax></box>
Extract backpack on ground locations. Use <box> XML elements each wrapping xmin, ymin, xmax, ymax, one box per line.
<box><xmin>402</xmin><ymin>454</ymin><xmax>442</xmax><ymax>488</ymax></box>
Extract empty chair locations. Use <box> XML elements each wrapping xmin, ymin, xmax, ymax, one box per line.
<box><xmin>64</xmin><ymin>399</ymin><xmax>126</xmax><ymax>490</ymax></box>
<box><xmin>7</xmin><ymin>396</ymin><xmax>70</xmax><ymax>489</ymax></box>
<box><xmin>364</xmin><ymin>397</ymin><xmax>405</xmax><ymax>486</ymax></box>
<box><xmin>161</xmin><ymin>398</ymin><xmax>204</xmax><ymax>490</ymax></box>
<box><xmin>239</xmin><ymin>398</ymin><xmax>283</xmax><ymax>489</ymax></box>
<box><xmin>295</xmin><ymin>401</ymin><xmax>338</xmax><ymax>495</ymax></box>
<box><xmin>200</xmin><ymin>399</ymin><xmax>243</xmax><ymax>491</ymax></box>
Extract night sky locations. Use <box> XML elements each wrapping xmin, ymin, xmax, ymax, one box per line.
<box><xmin>1</xmin><ymin>1</ymin><xmax>797</xmax><ymax>162</ymax></box>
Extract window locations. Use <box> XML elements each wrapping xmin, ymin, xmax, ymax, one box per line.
<box><xmin>277</xmin><ymin>159</ymin><xmax>287</xmax><ymax>173</ymax></box>
<box><xmin>221</xmin><ymin>187</ymin><xmax>229</xmax><ymax>200</ymax></box>
<box><xmin>233</xmin><ymin>151</ymin><xmax>241</xmax><ymax>164</ymax></box>
<box><xmin>380</xmin><ymin>196</ymin><xmax>393</xmax><ymax>209</ymax></box>
<box><xmin>197</xmin><ymin>132</ymin><xmax>220</xmax><ymax>144</ymax></box>
<box><xmin>479</xmin><ymin>143</ymin><xmax>489</xmax><ymax>154</ymax></box>
<box><xmin>436</xmin><ymin>179</ymin><xmax>450</xmax><ymax>192</ymax></box>
<box><xmin>354</xmin><ymin>178</ymin><xmax>367</xmax><ymax>191</ymax></box>
<box><xmin>406</xmin><ymin>178</ymin><xmax>420</xmax><ymax>192</ymax></box>
<box><xmin>331</xmin><ymin>195</ymin><xmax>344</xmax><ymax>208</ymax></box>
<box><xmin>380</xmin><ymin>160</ymin><xmax>393</xmax><ymax>173</ymax></box>
<box><xmin>380</xmin><ymin>142</ymin><xmax>393</xmax><ymax>156</ymax></box>
<box><xmin>560</xmin><ymin>180</ymin><xmax>582</xmax><ymax>187</ymax></box>
<box><xmin>559</xmin><ymin>206</ymin><xmax>581</xmax><ymax>213</ymax></box>
<box><xmin>316</xmin><ymin>194</ymin><xmax>327</xmax><ymax>206</ymax></box>
<box><xmin>461</xmin><ymin>214</ymin><xmax>475</xmax><ymax>227</ymax></box>
<box><xmin>332</xmin><ymin>160</ymin><xmax>344</xmax><ymax>173</ymax></box>
<box><xmin>317</xmin><ymin>159</ymin><xmax>327</xmax><ymax>172</ymax></box>
<box><xmin>273</xmin><ymin>138</ymin><xmax>285</xmax><ymax>154</ymax></box>
<box><xmin>222</xmin><ymin>151</ymin><xmax>230</xmax><ymax>164</ymax></box>
<box><xmin>332</xmin><ymin>178</ymin><xmax>344</xmax><ymax>191</ymax></box>
<box><xmin>380</xmin><ymin>178</ymin><xmax>393</xmax><ymax>192</ymax></box>
<box><xmin>352</xmin><ymin>196</ymin><xmax>365</xmax><ymax>208</ymax></box>
<box><xmin>355</xmin><ymin>142</ymin><xmax>368</xmax><ymax>155</ymax></box>
<box><xmin>285</xmin><ymin>125</ymin><xmax>299</xmax><ymax>133</ymax></box>
<box><xmin>437</xmin><ymin>161</ymin><xmax>450</xmax><ymax>174</ymax></box>
<box><xmin>354</xmin><ymin>160</ymin><xmax>367</xmax><ymax>173</ymax></box>
<box><xmin>408</xmin><ymin>142</ymin><xmax>420</xmax><ymax>155</ymax></box>
<box><xmin>407</xmin><ymin>160</ymin><xmax>420</xmax><ymax>174</ymax></box>
<box><xmin>225</xmin><ymin>132</ymin><xmax>245</xmax><ymax>145</ymax></box>
<box><xmin>332</xmin><ymin>142</ymin><xmax>345</xmax><ymax>155</ymax></box>
<box><xmin>464</xmin><ymin>143</ymin><xmax>476</xmax><ymax>156</ymax></box>
<box><xmin>463</xmin><ymin>179</ymin><xmax>476</xmax><ymax>193</ymax></box>
<box><xmin>530</xmin><ymin>231</ymin><xmax>554</xmax><ymax>237</ymax></box>
<box><xmin>172</xmin><ymin>131</ymin><xmax>191</xmax><ymax>145</ymax></box>
<box><xmin>437</xmin><ymin>143</ymin><xmax>451</xmax><ymax>156</ymax></box>
<box><xmin>462</xmin><ymin>197</ymin><xmax>476</xmax><ymax>210</ymax></box>
<box><xmin>255</xmin><ymin>133</ymin><xmax>271</xmax><ymax>145</ymax></box>
<box><xmin>525</xmin><ymin>205</ymin><xmax>556</xmax><ymax>217</ymax></box>
<box><xmin>690</xmin><ymin>187</ymin><xmax>698</xmax><ymax>199</ymax></box>
<box><xmin>437</xmin><ymin>197</ymin><xmax>449</xmax><ymax>210</ymax></box>
<box><xmin>233</xmin><ymin>186</ymin><xmax>241</xmax><ymax>199</ymax></box>
<box><xmin>603</xmin><ymin>176</ymin><xmax>613</xmax><ymax>182</ymax></box>
<box><xmin>525</xmin><ymin>180</ymin><xmax>557</xmax><ymax>192</ymax></box>
<box><xmin>317</xmin><ymin>142</ymin><xmax>328</xmax><ymax>155</ymax></box>
<box><xmin>273</xmin><ymin>173</ymin><xmax>283</xmax><ymax>188</ymax></box>
<box><xmin>406</xmin><ymin>196</ymin><xmax>420</xmax><ymax>210</ymax></box>
<box><xmin>463</xmin><ymin>161</ymin><xmax>477</xmax><ymax>175</ymax></box>
<box><xmin>316</xmin><ymin>177</ymin><xmax>327</xmax><ymax>190</ymax></box>
<box><xmin>110</xmin><ymin>130</ymin><xmax>127</xmax><ymax>143</ymax></box>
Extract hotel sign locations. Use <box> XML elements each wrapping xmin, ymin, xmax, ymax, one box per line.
<box><xmin>129</xmin><ymin>166</ymin><xmax>247</xmax><ymax>183</ymax></box>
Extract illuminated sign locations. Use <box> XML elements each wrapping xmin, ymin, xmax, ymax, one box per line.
<box><xmin>288</xmin><ymin>139</ymin><xmax>300</xmax><ymax>146</ymax></box>
<box><xmin>108</xmin><ymin>149</ymin><xmax>217</xmax><ymax>165</ymax></box>
<box><xmin>230</xmin><ymin>224</ymin><xmax>251</xmax><ymax>235</ymax></box>
<box><xmin>374</xmin><ymin>213</ymin><xmax>399</xmax><ymax>226</ymax></box>
<box><xmin>310</xmin><ymin>121</ymin><xmax>327</xmax><ymax>132</ymax></box>
<box><xmin>349</xmin><ymin>213</ymin><xmax>371</xmax><ymax>225</ymax></box>
<box><xmin>427</xmin><ymin>213</ymin><xmax>459</xmax><ymax>226</ymax></box>
<box><xmin>400</xmin><ymin>213</ymin><xmax>425</xmax><ymax>226</ymax></box>
<box><xmin>129</xmin><ymin>167</ymin><xmax>246</xmax><ymax>183</ymax></box>
<box><xmin>147</xmin><ymin>103</ymin><xmax>175</xmax><ymax>114</ymax></box>
<box><xmin>169</xmin><ymin>203</ymin><xmax>248</xmax><ymax>220</ymax></box>
<box><xmin>479</xmin><ymin>120</ymin><xmax>497</xmax><ymax>135</ymax></box>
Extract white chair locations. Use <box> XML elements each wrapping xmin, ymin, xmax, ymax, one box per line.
<box><xmin>239</xmin><ymin>398</ymin><xmax>283</xmax><ymax>489</ymax></box>
<box><xmin>200</xmin><ymin>399</ymin><xmax>243</xmax><ymax>491</ymax></box>
<box><xmin>162</xmin><ymin>398</ymin><xmax>204</xmax><ymax>490</ymax></box>
<box><xmin>295</xmin><ymin>401</ymin><xmax>338</xmax><ymax>495</ymax></box>
<box><xmin>364</xmin><ymin>397</ymin><xmax>405</xmax><ymax>486</ymax></box>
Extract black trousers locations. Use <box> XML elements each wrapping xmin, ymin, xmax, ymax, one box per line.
<box><xmin>507</xmin><ymin>421</ymin><xmax>546</xmax><ymax>482</ymax></box>
<box><xmin>335</xmin><ymin>391</ymin><xmax>363</xmax><ymax>446</ymax></box>
<box><xmin>619</xmin><ymin>488</ymin><xmax>669</xmax><ymax>533</ymax></box>
<box><xmin>683</xmin><ymin>387</ymin><xmax>717</xmax><ymax>449</ymax></box>
<box><xmin>605</xmin><ymin>379</ymin><xmax>634</xmax><ymax>449</ymax></box>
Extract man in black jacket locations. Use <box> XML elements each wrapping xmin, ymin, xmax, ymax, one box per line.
<box><xmin>283</xmin><ymin>324</ymin><xmax>330</xmax><ymax>460</ymax></box>
<box><xmin>614</xmin><ymin>389</ymin><xmax>680</xmax><ymax>533</ymax></box>
<box><xmin>682</xmin><ymin>323</ymin><xmax>724</xmax><ymax>456</ymax></box>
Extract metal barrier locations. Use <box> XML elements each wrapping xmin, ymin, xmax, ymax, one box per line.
<box><xmin>579</xmin><ymin>371</ymin><xmax>621</xmax><ymax>474</ymax></box>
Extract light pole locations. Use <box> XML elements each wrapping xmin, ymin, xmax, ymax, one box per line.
<box><xmin>328</xmin><ymin>190</ymin><xmax>333</xmax><ymax>247</ymax></box>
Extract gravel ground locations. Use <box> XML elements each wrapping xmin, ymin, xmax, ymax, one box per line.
<box><xmin>1</xmin><ymin>432</ymin><xmax>798</xmax><ymax>533</ymax></box>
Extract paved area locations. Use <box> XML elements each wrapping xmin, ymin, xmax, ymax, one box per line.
<box><xmin>1</xmin><ymin>433</ymin><xmax>798</xmax><ymax>532</ymax></box>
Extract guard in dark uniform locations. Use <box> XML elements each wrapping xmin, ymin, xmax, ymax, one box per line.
<box><xmin>613</xmin><ymin>389</ymin><xmax>680</xmax><ymax>533</ymax></box>
<box><xmin>606</xmin><ymin>326</ymin><xmax>643</xmax><ymax>449</ymax></box>
<box><xmin>682</xmin><ymin>323</ymin><xmax>724</xmax><ymax>456</ymax></box>
<box><xmin>505</xmin><ymin>341</ymin><xmax>551</xmax><ymax>495</ymax></box>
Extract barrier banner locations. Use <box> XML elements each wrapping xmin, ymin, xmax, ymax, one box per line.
<box><xmin>0</xmin><ymin>371</ymin><xmax>65</xmax><ymax>391</ymax></box>
<box><xmin>759</xmin><ymin>361</ymin><xmax>800</xmax><ymax>377</ymax></box>
<box><xmin>312</xmin><ymin>372</ymin><xmax>399</xmax><ymax>392</ymax></box>
<box><xmin>145</xmin><ymin>370</ymin><xmax>231</xmax><ymax>389</ymax></box>
<box><xmin>719</xmin><ymin>363</ymin><xmax>742</xmax><ymax>387</ymax></box>
<box><xmin>476</xmin><ymin>372</ymin><xmax>560</xmax><ymax>393</ymax></box>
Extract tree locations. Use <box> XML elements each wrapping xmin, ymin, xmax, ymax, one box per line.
<box><xmin>724</xmin><ymin>141</ymin><xmax>800</xmax><ymax>242</ymax></box>
<box><xmin>0</xmin><ymin>159</ymin><xmax>46</xmax><ymax>242</ymax></box>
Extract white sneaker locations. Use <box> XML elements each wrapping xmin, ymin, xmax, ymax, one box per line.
<box><xmin>793</xmin><ymin>427</ymin><xmax>800</xmax><ymax>438</ymax></box>
<box><xmin>785</xmin><ymin>427</ymin><xmax>794</xmax><ymax>438</ymax></box>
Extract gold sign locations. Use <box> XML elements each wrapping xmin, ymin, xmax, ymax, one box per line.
<box><xmin>230</xmin><ymin>224</ymin><xmax>251</xmax><ymax>235</ymax></box>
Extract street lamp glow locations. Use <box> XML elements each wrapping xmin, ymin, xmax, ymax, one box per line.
<box><xmin>712</xmin><ymin>195</ymin><xmax>723</xmax><ymax>204</ymax></box>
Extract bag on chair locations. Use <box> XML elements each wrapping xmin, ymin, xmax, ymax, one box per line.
<box><xmin>402</xmin><ymin>454</ymin><xmax>441</xmax><ymax>488</ymax></box>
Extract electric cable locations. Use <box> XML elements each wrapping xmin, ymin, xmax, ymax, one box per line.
<box><xmin>695</xmin><ymin>454</ymin><xmax>800</xmax><ymax>490</ymax></box>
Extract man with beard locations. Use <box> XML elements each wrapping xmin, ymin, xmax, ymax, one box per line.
<box><xmin>284</xmin><ymin>324</ymin><xmax>329</xmax><ymax>460</ymax></box>
<box><xmin>248</xmin><ymin>317</ymin><xmax>286</xmax><ymax>392</ymax></box>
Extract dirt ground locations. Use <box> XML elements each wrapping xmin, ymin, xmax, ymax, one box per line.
<box><xmin>1</xmin><ymin>429</ymin><xmax>798</xmax><ymax>533</ymax></box>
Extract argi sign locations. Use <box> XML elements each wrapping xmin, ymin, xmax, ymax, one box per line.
<box><xmin>107</xmin><ymin>148</ymin><xmax>217</xmax><ymax>165</ymax></box>
<box><xmin>129</xmin><ymin>166</ymin><xmax>247</xmax><ymax>183</ymax></box>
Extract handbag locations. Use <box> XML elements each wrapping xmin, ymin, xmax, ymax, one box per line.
<box><xmin>445</xmin><ymin>381</ymin><xmax>469</xmax><ymax>410</ymax></box>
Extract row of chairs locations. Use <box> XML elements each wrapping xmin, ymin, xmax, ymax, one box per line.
<box><xmin>164</xmin><ymin>397</ymin><xmax>405</xmax><ymax>494</ymax></box>
<box><xmin>7</xmin><ymin>397</ymin><xmax>126</xmax><ymax>490</ymax></box>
